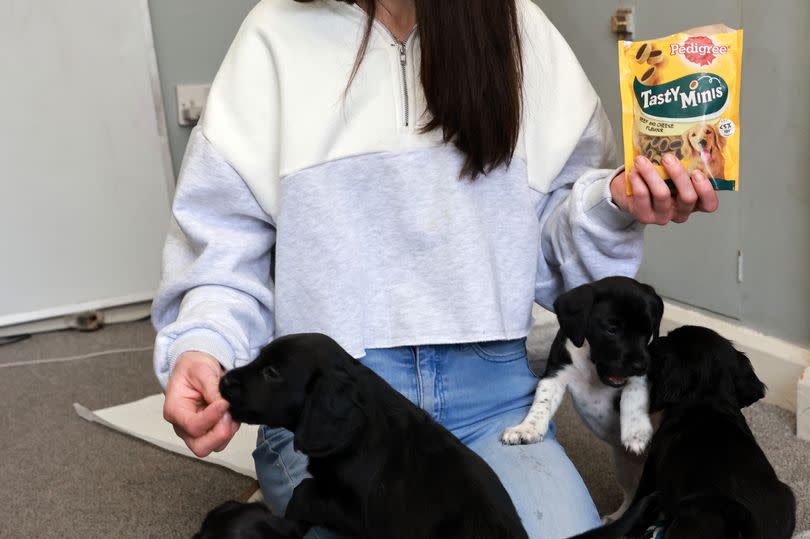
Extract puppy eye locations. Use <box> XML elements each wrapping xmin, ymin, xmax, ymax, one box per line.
<box><xmin>263</xmin><ymin>366</ymin><xmax>282</xmax><ymax>381</ymax></box>
<box><xmin>605</xmin><ymin>326</ymin><xmax>619</xmax><ymax>336</ymax></box>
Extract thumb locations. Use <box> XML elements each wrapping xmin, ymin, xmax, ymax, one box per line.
<box><xmin>188</xmin><ymin>360</ymin><xmax>226</xmax><ymax>405</ymax></box>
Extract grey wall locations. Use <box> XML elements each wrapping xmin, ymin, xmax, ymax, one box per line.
<box><xmin>148</xmin><ymin>0</ymin><xmax>259</xmax><ymax>176</ymax></box>
<box><xmin>536</xmin><ymin>0</ymin><xmax>810</xmax><ymax>347</ymax></box>
<box><xmin>738</xmin><ymin>0</ymin><xmax>810</xmax><ymax>347</ymax></box>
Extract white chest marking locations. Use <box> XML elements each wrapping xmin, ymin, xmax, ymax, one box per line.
<box><xmin>565</xmin><ymin>340</ymin><xmax>623</xmax><ymax>442</ymax></box>
<box><xmin>501</xmin><ymin>339</ymin><xmax>653</xmax><ymax>454</ymax></box>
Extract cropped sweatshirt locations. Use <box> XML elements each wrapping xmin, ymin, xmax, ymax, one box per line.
<box><xmin>151</xmin><ymin>0</ymin><xmax>644</xmax><ymax>387</ymax></box>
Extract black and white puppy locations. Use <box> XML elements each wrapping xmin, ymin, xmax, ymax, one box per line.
<box><xmin>502</xmin><ymin>276</ymin><xmax>663</xmax><ymax>522</ymax></box>
<box><xmin>570</xmin><ymin>325</ymin><xmax>796</xmax><ymax>539</ymax></box>
<box><xmin>201</xmin><ymin>333</ymin><xmax>529</xmax><ymax>539</ymax></box>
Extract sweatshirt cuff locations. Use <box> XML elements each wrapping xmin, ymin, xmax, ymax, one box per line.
<box><xmin>583</xmin><ymin>167</ymin><xmax>638</xmax><ymax>230</ymax></box>
<box><xmin>167</xmin><ymin>328</ymin><xmax>236</xmax><ymax>375</ymax></box>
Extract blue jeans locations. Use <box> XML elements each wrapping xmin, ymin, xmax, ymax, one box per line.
<box><xmin>253</xmin><ymin>339</ymin><xmax>600</xmax><ymax>538</ymax></box>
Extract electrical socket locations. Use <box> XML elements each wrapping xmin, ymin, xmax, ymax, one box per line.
<box><xmin>176</xmin><ymin>83</ymin><xmax>211</xmax><ymax>127</ymax></box>
<box><xmin>612</xmin><ymin>7</ymin><xmax>635</xmax><ymax>40</ymax></box>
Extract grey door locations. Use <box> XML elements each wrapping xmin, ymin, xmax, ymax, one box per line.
<box><xmin>535</xmin><ymin>0</ymin><xmax>743</xmax><ymax>318</ymax></box>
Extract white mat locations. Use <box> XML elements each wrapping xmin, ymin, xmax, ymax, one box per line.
<box><xmin>74</xmin><ymin>394</ymin><xmax>259</xmax><ymax>478</ymax></box>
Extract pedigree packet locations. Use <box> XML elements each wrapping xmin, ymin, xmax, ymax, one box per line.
<box><xmin>618</xmin><ymin>25</ymin><xmax>743</xmax><ymax>193</ymax></box>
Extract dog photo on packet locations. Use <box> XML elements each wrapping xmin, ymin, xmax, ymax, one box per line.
<box><xmin>1</xmin><ymin>1</ymin><xmax>808</xmax><ymax>538</ymax></box>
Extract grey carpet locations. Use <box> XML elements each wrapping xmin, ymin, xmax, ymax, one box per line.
<box><xmin>0</xmin><ymin>319</ymin><xmax>156</xmax><ymax>366</ymax></box>
<box><xmin>0</xmin><ymin>321</ymin><xmax>254</xmax><ymax>539</ymax></box>
<box><xmin>0</xmin><ymin>321</ymin><xmax>807</xmax><ymax>538</ymax></box>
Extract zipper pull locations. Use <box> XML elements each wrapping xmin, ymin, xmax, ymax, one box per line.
<box><xmin>399</xmin><ymin>42</ymin><xmax>407</xmax><ymax>67</ymax></box>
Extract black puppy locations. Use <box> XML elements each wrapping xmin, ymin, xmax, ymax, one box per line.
<box><xmin>194</xmin><ymin>501</ymin><xmax>279</xmax><ymax>539</ymax></box>
<box><xmin>199</xmin><ymin>333</ymin><xmax>529</xmax><ymax>539</ymax></box>
<box><xmin>502</xmin><ymin>276</ymin><xmax>663</xmax><ymax>522</ymax></box>
<box><xmin>570</xmin><ymin>326</ymin><xmax>796</xmax><ymax>539</ymax></box>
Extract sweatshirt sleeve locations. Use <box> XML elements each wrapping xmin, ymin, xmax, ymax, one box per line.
<box><xmin>534</xmin><ymin>102</ymin><xmax>644</xmax><ymax>309</ymax></box>
<box><xmin>516</xmin><ymin>0</ymin><xmax>644</xmax><ymax>308</ymax></box>
<box><xmin>151</xmin><ymin>127</ymin><xmax>276</xmax><ymax>389</ymax></box>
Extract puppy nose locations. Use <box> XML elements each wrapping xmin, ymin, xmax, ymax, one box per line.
<box><xmin>219</xmin><ymin>375</ymin><xmax>241</xmax><ymax>401</ymax></box>
<box><xmin>699</xmin><ymin>139</ymin><xmax>708</xmax><ymax>147</ymax></box>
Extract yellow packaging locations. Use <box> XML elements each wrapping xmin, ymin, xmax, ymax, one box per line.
<box><xmin>618</xmin><ymin>25</ymin><xmax>743</xmax><ymax>194</ymax></box>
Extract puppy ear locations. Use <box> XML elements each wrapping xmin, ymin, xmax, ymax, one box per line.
<box><xmin>554</xmin><ymin>284</ymin><xmax>594</xmax><ymax>347</ymax></box>
<box><xmin>294</xmin><ymin>368</ymin><xmax>365</xmax><ymax>457</ymax></box>
<box><xmin>733</xmin><ymin>350</ymin><xmax>766</xmax><ymax>408</ymax></box>
<box><xmin>715</xmin><ymin>125</ymin><xmax>728</xmax><ymax>151</ymax></box>
<box><xmin>649</xmin><ymin>354</ymin><xmax>689</xmax><ymax>411</ymax></box>
<box><xmin>681</xmin><ymin>131</ymin><xmax>694</xmax><ymax>158</ymax></box>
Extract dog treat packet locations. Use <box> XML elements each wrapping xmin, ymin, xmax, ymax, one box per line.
<box><xmin>618</xmin><ymin>25</ymin><xmax>743</xmax><ymax>193</ymax></box>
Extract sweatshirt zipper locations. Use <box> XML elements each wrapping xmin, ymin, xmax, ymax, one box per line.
<box><xmin>345</xmin><ymin>4</ymin><xmax>417</xmax><ymax>128</ymax></box>
<box><xmin>377</xmin><ymin>22</ymin><xmax>417</xmax><ymax>128</ymax></box>
<box><xmin>398</xmin><ymin>41</ymin><xmax>409</xmax><ymax>127</ymax></box>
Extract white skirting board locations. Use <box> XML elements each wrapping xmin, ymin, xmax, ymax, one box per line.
<box><xmin>74</xmin><ymin>395</ymin><xmax>259</xmax><ymax>478</ymax></box>
<box><xmin>799</xmin><ymin>368</ymin><xmax>810</xmax><ymax>442</ymax></box>
<box><xmin>0</xmin><ymin>301</ymin><xmax>153</xmax><ymax>339</ymax></box>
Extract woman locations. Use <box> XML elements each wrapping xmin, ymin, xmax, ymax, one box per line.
<box><xmin>153</xmin><ymin>0</ymin><xmax>718</xmax><ymax>536</ymax></box>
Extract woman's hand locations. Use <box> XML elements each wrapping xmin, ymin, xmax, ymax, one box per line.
<box><xmin>610</xmin><ymin>154</ymin><xmax>719</xmax><ymax>225</ymax></box>
<box><xmin>163</xmin><ymin>351</ymin><xmax>240</xmax><ymax>457</ymax></box>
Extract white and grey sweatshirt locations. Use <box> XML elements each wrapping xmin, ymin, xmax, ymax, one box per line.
<box><xmin>151</xmin><ymin>0</ymin><xmax>644</xmax><ymax>387</ymax></box>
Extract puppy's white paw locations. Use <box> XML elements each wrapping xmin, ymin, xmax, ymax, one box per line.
<box><xmin>622</xmin><ymin>416</ymin><xmax>653</xmax><ymax>455</ymax></box>
<box><xmin>500</xmin><ymin>424</ymin><xmax>545</xmax><ymax>445</ymax></box>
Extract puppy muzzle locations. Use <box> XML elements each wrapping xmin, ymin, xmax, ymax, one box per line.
<box><xmin>219</xmin><ymin>374</ymin><xmax>243</xmax><ymax>404</ymax></box>
<box><xmin>601</xmin><ymin>355</ymin><xmax>649</xmax><ymax>387</ymax></box>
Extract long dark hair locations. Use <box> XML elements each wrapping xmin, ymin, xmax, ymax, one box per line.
<box><xmin>294</xmin><ymin>0</ymin><xmax>523</xmax><ymax>178</ymax></box>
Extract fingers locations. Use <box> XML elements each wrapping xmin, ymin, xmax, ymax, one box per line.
<box><xmin>212</xmin><ymin>438</ymin><xmax>230</xmax><ymax>453</ymax></box>
<box><xmin>629</xmin><ymin>155</ymin><xmax>720</xmax><ymax>225</ymax></box>
<box><xmin>692</xmin><ymin>170</ymin><xmax>719</xmax><ymax>213</ymax></box>
<box><xmin>188</xmin><ymin>360</ymin><xmax>225</xmax><ymax>406</ymax></box>
<box><xmin>634</xmin><ymin>156</ymin><xmax>672</xmax><ymax>225</ymax></box>
<box><xmin>163</xmin><ymin>354</ymin><xmax>229</xmax><ymax>434</ymax></box>
<box><xmin>213</xmin><ymin>419</ymin><xmax>242</xmax><ymax>453</ymax></box>
<box><xmin>186</xmin><ymin>412</ymin><xmax>238</xmax><ymax>458</ymax></box>
<box><xmin>627</xmin><ymin>169</ymin><xmax>655</xmax><ymax>224</ymax></box>
<box><xmin>663</xmin><ymin>154</ymin><xmax>697</xmax><ymax>223</ymax></box>
<box><xmin>162</xmin><ymin>352</ymin><xmax>237</xmax><ymax>457</ymax></box>
<box><xmin>167</xmin><ymin>395</ymin><xmax>228</xmax><ymax>439</ymax></box>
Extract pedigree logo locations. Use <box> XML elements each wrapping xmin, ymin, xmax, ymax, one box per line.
<box><xmin>670</xmin><ymin>36</ymin><xmax>728</xmax><ymax>66</ymax></box>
